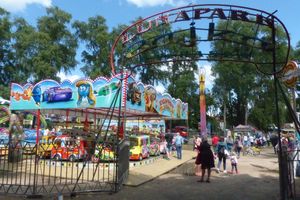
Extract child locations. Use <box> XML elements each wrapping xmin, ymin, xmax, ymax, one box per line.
<box><xmin>230</xmin><ymin>152</ymin><xmax>238</xmax><ymax>174</ymax></box>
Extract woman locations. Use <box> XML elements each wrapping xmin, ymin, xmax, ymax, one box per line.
<box><xmin>216</xmin><ymin>136</ymin><xmax>228</xmax><ymax>173</ymax></box>
<box><xmin>194</xmin><ymin>137</ymin><xmax>202</xmax><ymax>176</ymax></box>
<box><xmin>197</xmin><ymin>137</ymin><xmax>215</xmax><ymax>182</ymax></box>
<box><xmin>234</xmin><ymin>136</ymin><xmax>243</xmax><ymax>158</ymax></box>
<box><xmin>226</xmin><ymin>135</ymin><xmax>233</xmax><ymax>152</ymax></box>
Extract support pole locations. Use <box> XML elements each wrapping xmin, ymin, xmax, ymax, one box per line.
<box><xmin>66</xmin><ymin>109</ymin><xmax>69</xmax><ymax>129</ymax></box>
<box><xmin>272</xmin><ymin>16</ymin><xmax>287</xmax><ymax>200</ymax></box>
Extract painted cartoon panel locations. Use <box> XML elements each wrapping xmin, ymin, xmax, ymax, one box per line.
<box><xmin>125</xmin><ymin>77</ymin><xmax>188</xmax><ymax>119</ymax></box>
<box><xmin>126</xmin><ymin>76</ymin><xmax>144</xmax><ymax>111</ymax></box>
<box><xmin>10</xmin><ymin>75</ymin><xmax>123</xmax><ymax>110</ymax></box>
<box><xmin>10</xmin><ymin>74</ymin><xmax>188</xmax><ymax>119</ymax></box>
<box><xmin>144</xmin><ymin>86</ymin><xmax>158</xmax><ymax>113</ymax></box>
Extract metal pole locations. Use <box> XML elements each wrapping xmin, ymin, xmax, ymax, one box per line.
<box><xmin>272</xmin><ymin>16</ymin><xmax>286</xmax><ymax>200</ymax></box>
<box><xmin>32</xmin><ymin>109</ymin><xmax>41</xmax><ymax>197</ymax></box>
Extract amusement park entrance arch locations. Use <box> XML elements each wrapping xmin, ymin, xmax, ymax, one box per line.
<box><xmin>0</xmin><ymin>4</ymin><xmax>296</xmax><ymax>200</ymax></box>
<box><xmin>110</xmin><ymin>4</ymin><xmax>295</xmax><ymax>200</ymax></box>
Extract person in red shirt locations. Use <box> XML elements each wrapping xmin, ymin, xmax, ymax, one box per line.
<box><xmin>211</xmin><ymin>134</ymin><xmax>219</xmax><ymax>152</ymax></box>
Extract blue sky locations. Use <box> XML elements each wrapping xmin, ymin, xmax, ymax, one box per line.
<box><xmin>0</xmin><ymin>0</ymin><xmax>299</xmax><ymax>91</ymax></box>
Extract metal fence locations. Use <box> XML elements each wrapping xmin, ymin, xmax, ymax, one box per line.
<box><xmin>0</xmin><ymin>136</ymin><xmax>129</xmax><ymax>197</ymax></box>
<box><xmin>283</xmin><ymin>148</ymin><xmax>300</xmax><ymax>200</ymax></box>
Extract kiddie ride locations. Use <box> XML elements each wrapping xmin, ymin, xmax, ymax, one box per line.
<box><xmin>51</xmin><ymin>135</ymin><xmax>89</xmax><ymax>162</ymax></box>
<box><xmin>91</xmin><ymin>143</ymin><xmax>115</xmax><ymax>162</ymax></box>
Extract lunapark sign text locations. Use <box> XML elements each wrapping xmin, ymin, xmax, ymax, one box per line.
<box><xmin>121</xmin><ymin>7</ymin><xmax>274</xmax><ymax>45</ymax></box>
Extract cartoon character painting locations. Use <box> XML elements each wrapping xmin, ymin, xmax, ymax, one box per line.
<box><xmin>127</xmin><ymin>82</ymin><xmax>141</xmax><ymax>105</ymax></box>
<box><xmin>11</xmin><ymin>92</ymin><xmax>21</xmax><ymax>101</ymax></box>
<box><xmin>42</xmin><ymin>87</ymin><xmax>72</xmax><ymax>102</ymax></box>
<box><xmin>32</xmin><ymin>85</ymin><xmax>42</xmax><ymax>106</ymax></box>
<box><xmin>176</xmin><ymin>103</ymin><xmax>182</xmax><ymax>118</ymax></box>
<box><xmin>22</xmin><ymin>86</ymin><xmax>33</xmax><ymax>100</ymax></box>
<box><xmin>11</xmin><ymin>86</ymin><xmax>33</xmax><ymax>101</ymax></box>
<box><xmin>76</xmin><ymin>81</ymin><xmax>96</xmax><ymax>107</ymax></box>
<box><xmin>144</xmin><ymin>87</ymin><xmax>157</xmax><ymax>113</ymax></box>
<box><xmin>97</xmin><ymin>81</ymin><xmax>120</xmax><ymax>96</ymax></box>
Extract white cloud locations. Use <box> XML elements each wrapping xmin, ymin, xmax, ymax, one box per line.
<box><xmin>155</xmin><ymin>84</ymin><xmax>166</xmax><ymax>93</ymax></box>
<box><xmin>57</xmin><ymin>72</ymin><xmax>81</xmax><ymax>83</ymax></box>
<box><xmin>126</xmin><ymin>0</ymin><xmax>195</xmax><ymax>7</ymax></box>
<box><xmin>195</xmin><ymin>64</ymin><xmax>215</xmax><ymax>90</ymax></box>
<box><xmin>0</xmin><ymin>0</ymin><xmax>52</xmax><ymax>12</ymax></box>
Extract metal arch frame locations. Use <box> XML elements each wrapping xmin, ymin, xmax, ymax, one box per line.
<box><xmin>110</xmin><ymin>4</ymin><xmax>292</xmax><ymax>200</ymax></box>
<box><xmin>109</xmin><ymin>4</ymin><xmax>290</xmax><ymax>77</ymax></box>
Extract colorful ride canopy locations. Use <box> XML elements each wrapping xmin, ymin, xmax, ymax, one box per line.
<box><xmin>126</xmin><ymin>75</ymin><xmax>188</xmax><ymax>119</ymax></box>
<box><xmin>10</xmin><ymin>74</ymin><xmax>188</xmax><ymax>120</ymax></box>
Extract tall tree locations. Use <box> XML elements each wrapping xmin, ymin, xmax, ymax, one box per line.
<box><xmin>30</xmin><ymin>6</ymin><xmax>77</xmax><ymax>81</ymax></box>
<box><xmin>73</xmin><ymin>16</ymin><xmax>111</xmax><ymax>79</ymax></box>
<box><xmin>0</xmin><ymin>8</ymin><xmax>15</xmax><ymax>98</ymax></box>
<box><xmin>211</xmin><ymin>20</ymin><xmax>289</xmax><ymax>129</ymax></box>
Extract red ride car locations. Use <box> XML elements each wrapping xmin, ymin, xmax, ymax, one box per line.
<box><xmin>51</xmin><ymin>135</ymin><xmax>88</xmax><ymax>161</ymax></box>
<box><xmin>174</xmin><ymin>126</ymin><xmax>188</xmax><ymax>138</ymax></box>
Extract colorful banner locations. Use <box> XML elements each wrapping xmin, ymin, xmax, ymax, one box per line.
<box><xmin>10</xmin><ymin>75</ymin><xmax>122</xmax><ymax>110</ymax></box>
<box><xmin>126</xmin><ymin>76</ymin><xmax>188</xmax><ymax>119</ymax></box>
<box><xmin>10</xmin><ymin>74</ymin><xmax>188</xmax><ymax>120</ymax></box>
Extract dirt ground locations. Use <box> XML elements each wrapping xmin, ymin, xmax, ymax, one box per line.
<box><xmin>0</xmin><ymin>147</ymin><xmax>289</xmax><ymax>200</ymax></box>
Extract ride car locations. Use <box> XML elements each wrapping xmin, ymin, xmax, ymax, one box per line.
<box><xmin>91</xmin><ymin>143</ymin><xmax>115</xmax><ymax>162</ymax></box>
<box><xmin>38</xmin><ymin>135</ymin><xmax>56</xmax><ymax>158</ymax></box>
<box><xmin>42</xmin><ymin>87</ymin><xmax>72</xmax><ymax>102</ymax></box>
<box><xmin>149</xmin><ymin>137</ymin><xmax>160</xmax><ymax>156</ymax></box>
<box><xmin>51</xmin><ymin>135</ymin><xmax>88</xmax><ymax>161</ymax></box>
<box><xmin>174</xmin><ymin>126</ymin><xmax>188</xmax><ymax>141</ymax></box>
<box><xmin>129</xmin><ymin>135</ymin><xmax>150</xmax><ymax>160</ymax></box>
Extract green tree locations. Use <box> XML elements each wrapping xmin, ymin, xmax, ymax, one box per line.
<box><xmin>25</xmin><ymin>7</ymin><xmax>77</xmax><ymax>82</ymax></box>
<box><xmin>73</xmin><ymin>16</ymin><xmax>111</xmax><ymax>79</ymax></box>
<box><xmin>292</xmin><ymin>41</ymin><xmax>300</xmax><ymax>62</ymax></box>
<box><xmin>211</xmin><ymin>20</ymin><xmax>290</xmax><ymax>130</ymax></box>
<box><xmin>0</xmin><ymin>8</ymin><xmax>15</xmax><ymax>98</ymax></box>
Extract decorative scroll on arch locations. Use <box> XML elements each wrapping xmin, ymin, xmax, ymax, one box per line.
<box><xmin>110</xmin><ymin>4</ymin><xmax>290</xmax><ymax>77</ymax></box>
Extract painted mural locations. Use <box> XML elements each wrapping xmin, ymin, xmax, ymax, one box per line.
<box><xmin>126</xmin><ymin>76</ymin><xmax>188</xmax><ymax>119</ymax></box>
<box><xmin>10</xmin><ymin>74</ymin><xmax>188</xmax><ymax>119</ymax></box>
<box><xmin>10</xmin><ymin>75</ymin><xmax>122</xmax><ymax>110</ymax></box>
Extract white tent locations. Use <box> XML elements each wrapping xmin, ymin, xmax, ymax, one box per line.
<box><xmin>0</xmin><ymin>97</ymin><xmax>9</xmax><ymax>105</ymax></box>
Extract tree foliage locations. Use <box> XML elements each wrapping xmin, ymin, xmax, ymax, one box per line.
<box><xmin>211</xmin><ymin>20</ymin><xmax>290</xmax><ymax>131</ymax></box>
<box><xmin>0</xmin><ymin>8</ymin><xmax>16</xmax><ymax>98</ymax></box>
<box><xmin>73</xmin><ymin>15</ymin><xmax>111</xmax><ymax>79</ymax></box>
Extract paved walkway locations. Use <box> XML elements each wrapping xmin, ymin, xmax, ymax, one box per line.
<box><xmin>126</xmin><ymin>149</ymin><xmax>195</xmax><ymax>186</ymax></box>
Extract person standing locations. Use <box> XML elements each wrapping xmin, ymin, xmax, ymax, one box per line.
<box><xmin>234</xmin><ymin>136</ymin><xmax>243</xmax><ymax>158</ymax></box>
<box><xmin>212</xmin><ymin>134</ymin><xmax>219</xmax><ymax>152</ymax></box>
<box><xmin>226</xmin><ymin>135</ymin><xmax>234</xmax><ymax>152</ymax></box>
<box><xmin>174</xmin><ymin>132</ymin><xmax>184</xmax><ymax>159</ymax></box>
<box><xmin>197</xmin><ymin>137</ymin><xmax>215</xmax><ymax>183</ymax></box>
<box><xmin>216</xmin><ymin>137</ymin><xmax>228</xmax><ymax>173</ymax></box>
<box><xmin>194</xmin><ymin>137</ymin><xmax>202</xmax><ymax>176</ymax></box>
<box><xmin>164</xmin><ymin>131</ymin><xmax>174</xmax><ymax>160</ymax></box>
<box><xmin>230</xmin><ymin>152</ymin><xmax>238</xmax><ymax>174</ymax></box>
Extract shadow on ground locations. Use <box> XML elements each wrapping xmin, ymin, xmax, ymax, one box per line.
<box><xmin>28</xmin><ymin>160</ymin><xmax>280</xmax><ymax>200</ymax></box>
<box><xmin>0</xmin><ymin>147</ymin><xmax>292</xmax><ymax>200</ymax></box>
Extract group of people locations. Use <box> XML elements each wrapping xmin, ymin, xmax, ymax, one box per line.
<box><xmin>193</xmin><ymin>134</ymin><xmax>240</xmax><ymax>183</ymax></box>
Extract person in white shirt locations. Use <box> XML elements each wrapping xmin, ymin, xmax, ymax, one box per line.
<box><xmin>249</xmin><ymin>135</ymin><xmax>254</xmax><ymax>146</ymax></box>
<box><xmin>230</xmin><ymin>152</ymin><xmax>238</xmax><ymax>174</ymax></box>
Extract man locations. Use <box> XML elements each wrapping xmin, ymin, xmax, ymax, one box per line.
<box><xmin>270</xmin><ymin>133</ymin><xmax>279</xmax><ymax>154</ymax></box>
<box><xmin>174</xmin><ymin>132</ymin><xmax>185</xmax><ymax>159</ymax></box>
<box><xmin>164</xmin><ymin>130</ymin><xmax>174</xmax><ymax>160</ymax></box>
<box><xmin>212</xmin><ymin>134</ymin><xmax>219</xmax><ymax>152</ymax></box>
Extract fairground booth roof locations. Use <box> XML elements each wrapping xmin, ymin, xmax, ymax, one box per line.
<box><xmin>10</xmin><ymin>73</ymin><xmax>188</xmax><ymax>120</ymax></box>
